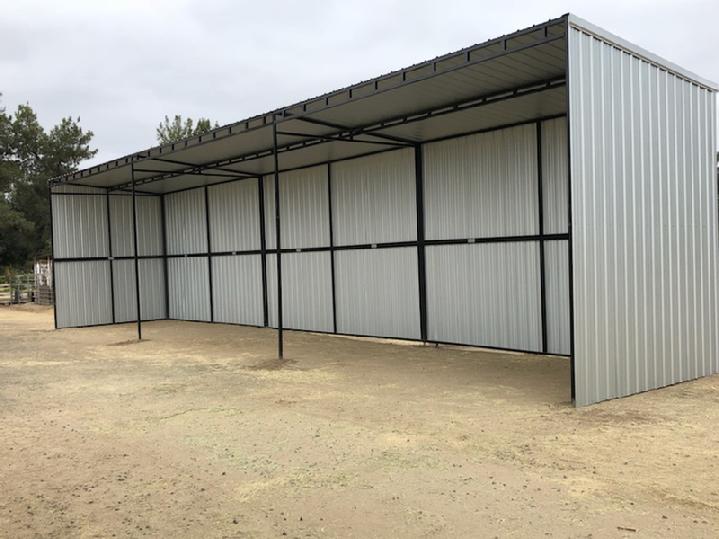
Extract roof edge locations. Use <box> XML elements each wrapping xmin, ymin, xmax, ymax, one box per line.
<box><xmin>567</xmin><ymin>13</ymin><xmax>718</xmax><ymax>91</ymax></box>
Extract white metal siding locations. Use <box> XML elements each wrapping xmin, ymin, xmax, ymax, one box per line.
<box><xmin>52</xmin><ymin>194</ymin><xmax>109</xmax><ymax>258</ymax></box>
<box><xmin>168</xmin><ymin>257</ymin><xmax>211</xmax><ymax>321</ymax></box>
<box><xmin>54</xmin><ymin>260</ymin><xmax>113</xmax><ymax>328</ymax></box>
<box><xmin>112</xmin><ymin>259</ymin><xmax>166</xmax><ymax>322</ymax></box>
<box><xmin>208</xmin><ymin>180</ymin><xmax>260</xmax><ymax>252</ymax></box>
<box><xmin>335</xmin><ymin>247</ymin><xmax>420</xmax><ymax>339</ymax></box>
<box><xmin>212</xmin><ymin>255</ymin><xmax>264</xmax><ymax>326</ymax></box>
<box><xmin>263</xmin><ymin>166</ymin><xmax>330</xmax><ymax>250</ymax></box>
<box><xmin>541</xmin><ymin>117</ymin><xmax>569</xmax><ymax>234</ymax></box>
<box><xmin>165</xmin><ymin>189</ymin><xmax>207</xmax><ymax>255</ymax></box>
<box><xmin>332</xmin><ymin>150</ymin><xmax>416</xmax><ymax>245</ymax></box>
<box><xmin>423</xmin><ymin>125</ymin><xmax>538</xmax><ymax>240</ymax></box>
<box><xmin>426</xmin><ymin>243</ymin><xmax>542</xmax><ymax>351</ymax></box>
<box><xmin>569</xmin><ymin>25</ymin><xmax>719</xmax><ymax>405</ymax></box>
<box><xmin>266</xmin><ymin>252</ymin><xmax>333</xmax><ymax>332</ymax></box>
<box><xmin>544</xmin><ymin>240</ymin><xmax>570</xmax><ymax>355</ymax></box>
<box><xmin>109</xmin><ymin>196</ymin><xmax>163</xmax><ymax>257</ymax></box>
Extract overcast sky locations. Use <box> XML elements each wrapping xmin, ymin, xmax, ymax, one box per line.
<box><xmin>2</xmin><ymin>0</ymin><xmax>717</xmax><ymax>167</ymax></box>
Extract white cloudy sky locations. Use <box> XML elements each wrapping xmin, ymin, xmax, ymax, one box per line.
<box><xmin>2</xmin><ymin>0</ymin><xmax>717</xmax><ymax>166</ymax></box>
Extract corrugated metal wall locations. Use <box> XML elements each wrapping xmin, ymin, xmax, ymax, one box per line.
<box><xmin>168</xmin><ymin>257</ymin><xmax>210</xmax><ymax>321</ymax></box>
<box><xmin>267</xmin><ymin>252</ymin><xmax>333</xmax><ymax>332</ymax></box>
<box><xmin>264</xmin><ymin>166</ymin><xmax>330</xmax><ymax>249</ymax></box>
<box><xmin>332</xmin><ymin>150</ymin><xmax>416</xmax><ymax>244</ymax></box>
<box><xmin>51</xmin><ymin>188</ymin><xmax>167</xmax><ymax>327</ymax></box>
<box><xmin>335</xmin><ymin>247</ymin><xmax>420</xmax><ymax>339</ymax></box>
<box><xmin>54</xmin><ymin>260</ymin><xmax>113</xmax><ymax>327</ymax></box>
<box><xmin>52</xmin><ymin>192</ymin><xmax>109</xmax><ymax>258</ymax></box>
<box><xmin>112</xmin><ymin>258</ymin><xmax>166</xmax><ymax>322</ymax></box>
<box><xmin>52</xmin><ymin>117</ymin><xmax>571</xmax><ymax>355</ymax></box>
<box><xmin>208</xmin><ymin>180</ymin><xmax>260</xmax><ymax>252</ymax></box>
<box><xmin>110</xmin><ymin>196</ymin><xmax>163</xmax><ymax>256</ymax></box>
<box><xmin>542</xmin><ymin>117</ymin><xmax>571</xmax><ymax>356</ymax></box>
<box><xmin>423</xmin><ymin>124</ymin><xmax>538</xmax><ymax>239</ymax></box>
<box><xmin>568</xmin><ymin>25</ymin><xmax>719</xmax><ymax>405</ymax></box>
<box><xmin>544</xmin><ymin>240</ymin><xmax>570</xmax><ymax>355</ymax></box>
<box><xmin>542</xmin><ymin>117</ymin><xmax>569</xmax><ymax>234</ymax></box>
<box><xmin>165</xmin><ymin>189</ymin><xmax>207</xmax><ymax>254</ymax></box>
<box><xmin>422</xmin><ymin>122</ymin><xmax>569</xmax><ymax>352</ymax></box>
<box><xmin>212</xmin><ymin>255</ymin><xmax>264</xmax><ymax>326</ymax></box>
<box><xmin>426</xmin><ymin>243</ymin><xmax>542</xmax><ymax>350</ymax></box>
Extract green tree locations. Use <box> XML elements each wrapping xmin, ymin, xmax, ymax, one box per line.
<box><xmin>156</xmin><ymin>114</ymin><xmax>219</xmax><ymax>144</ymax></box>
<box><xmin>0</xmin><ymin>95</ymin><xmax>96</xmax><ymax>270</ymax></box>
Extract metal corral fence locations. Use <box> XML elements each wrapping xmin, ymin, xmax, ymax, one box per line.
<box><xmin>0</xmin><ymin>259</ymin><xmax>54</xmax><ymax>305</ymax></box>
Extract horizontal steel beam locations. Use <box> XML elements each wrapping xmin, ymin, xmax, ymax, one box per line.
<box><xmin>276</xmin><ymin>130</ymin><xmax>410</xmax><ymax>148</ymax></box>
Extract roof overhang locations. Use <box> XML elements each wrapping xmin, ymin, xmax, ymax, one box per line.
<box><xmin>52</xmin><ymin>15</ymin><xmax>574</xmax><ymax>194</ymax></box>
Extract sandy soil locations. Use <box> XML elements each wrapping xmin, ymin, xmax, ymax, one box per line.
<box><xmin>0</xmin><ymin>306</ymin><xmax>718</xmax><ymax>538</ymax></box>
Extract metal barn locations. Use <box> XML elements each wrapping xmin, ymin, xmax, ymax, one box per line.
<box><xmin>48</xmin><ymin>14</ymin><xmax>718</xmax><ymax>406</ymax></box>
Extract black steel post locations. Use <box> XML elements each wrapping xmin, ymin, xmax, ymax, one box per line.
<box><xmin>414</xmin><ymin>144</ymin><xmax>428</xmax><ymax>342</ymax></box>
<box><xmin>536</xmin><ymin>121</ymin><xmax>547</xmax><ymax>354</ymax></box>
<box><xmin>47</xmin><ymin>183</ymin><xmax>58</xmax><ymax>329</ymax></box>
<box><xmin>160</xmin><ymin>193</ymin><xmax>169</xmax><ymax>318</ymax></box>
<box><xmin>272</xmin><ymin>119</ymin><xmax>284</xmax><ymax>358</ymax></box>
<box><xmin>565</xmin><ymin>22</ymin><xmax>576</xmax><ymax>401</ymax></box>
<box><xmin>258</xmin><ymin>177</ymin><xmax>269</xmax><ymax>327</ymax></box>
<box><xmin>327</xmin><ymin>162</ymin><xmax>337</xmax><ymax>333</ymax></box>
<box><xmin>204</xmin><ymin>185</ymin><xmax>214</xmax><ymax>322</ymax></box>
<box><xmin>105</xmin><ymin>189</ymin><xmax>116</xmax><ymax>324</ymax></box>
<box><xmin>130</xmin><ymin>160</ymin><xmax>142</xmax><ymax>340</ymax></box>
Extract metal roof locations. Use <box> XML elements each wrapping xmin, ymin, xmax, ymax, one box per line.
<box><xmin>50</xmin><ymin>12</ymin><xmax>715</xmax><ymax>194</ymax></box>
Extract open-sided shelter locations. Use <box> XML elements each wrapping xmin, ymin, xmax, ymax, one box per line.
<box><xmin>49</xmin><ymin>14</ymin><xmax>718</xmax><ymax>406</ymax></box>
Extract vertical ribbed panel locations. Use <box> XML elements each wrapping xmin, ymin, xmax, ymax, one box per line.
<box><xmin>569</xmin><ymin>25</ymin><xmax>719</xmax><ymax>405</ymax></box>
<box><xmin>544</xmin><ymin>240</ymin><xmax>570</xmax><ymax>355</ymax></box>
<box><xmin>54</xmin><ymin>260</ymin><xmax>112</xmax><ymax>328</ymax></box>
<box><xmin>168</xmin><ymin>257</ymin><xmax>210</xmax><ymax>321</ymax></box>
<box><xmin>112</xmin><ymin>258</ymin><xmax>166</xmax><ymax>322</ymax></box>
<box><xmin>263</xmin><ymin>166</ymin><xmax>329</xmax><ymax>249</ymax></box>
<box><xmin>332</xmin><ymin>150</ymin><xmax>416</xmax><ymax>245</ymax></box>
<box><xmin>423</xmin><ymin>125</ymin><xmax>538</xmax><ymax>240</ymax></box>
<box><xmin>212</xmin><ymin>255</ymin><xmax>264</xmax><ymax>326</ymax></box>
<box><xmin>110</xmin><ymin>196</ymin><xmax>163</xmax><ymax>257</ymax></box>
<box><xmin>335</xmin><ymin>247</ymin><xmax>420</xmax><ymax>339</ymax></box>
<box><xmin>426</xmin><ymin>243</ymin><xmax>541</xmax><ymax>351</ymax></box>
<box><xmin>165</xmin><ymin>189</ymin><xmax>207</xmax><ymax>255</ymax></box>
<box><xmin>52</xmin><ymin>194</ymin><xmax>108</xmax><ymax>258</ymax></box>
<box><xmin>541</xmin><ymin>117</ymin><xmax>569</xmax><ymax>234</ymax></box>
<box><xmin>266</xmin><ymin>252</ymin><xmax>333</xmax><ymax>332</ymax></box>
<box><xmin>208</xmin><ymin>179</ymin><xmax>260</xmax><ymax>252</ymax></box>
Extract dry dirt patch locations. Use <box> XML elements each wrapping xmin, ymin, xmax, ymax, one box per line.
<box><xmin>0</xmin><ymin>305</ymin><xmax>718</xmax><ymax>537</ymax></box>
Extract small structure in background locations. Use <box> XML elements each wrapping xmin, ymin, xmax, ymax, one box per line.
<box><xmin>0</xmin><ymin>259</ymin><xmax>54</xmax><ymax>305</ymax></box>
<box><xmin>0</xmin><ymin>272</ymin><xmax>36</xmax><ymax>304</ymax></box>
<box><xmin>34</xmin><ymin>258</ymin><xmax>54</xmax><ymax>305</ymax></box>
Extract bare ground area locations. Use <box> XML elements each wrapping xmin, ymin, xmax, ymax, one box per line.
<box><xmin>0</xmin><ymin>306</ymin><xmax>718</xmax><ymax>538</ymax></box>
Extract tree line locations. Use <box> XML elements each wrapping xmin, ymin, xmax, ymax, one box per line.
<box><xmin>0</xmin><ymin>96</ymin><xmax>216</xmax><ymax>274</ymax></box>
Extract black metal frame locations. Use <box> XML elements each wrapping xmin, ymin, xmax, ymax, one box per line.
<box><xmin>105</xmin><ymin>189</ymin><xmax>116</xmax><ymax>324</ymax></box>
<box><xmin>49</xmin><ymin>113</ymin><xmax>571</xmax><ymax>356</ymax></box>
<box><xmin>47</xmin><ymin>78</ymin><xmax>574</xmax><ymax>386</ymax></box>
<box><xmin>130</xmin><ymin>161</ymin><xmax>142</xmax><ymax>340</ymax></box>
<box><xmin>536</xmin><ymin>121</ymin><xmax>547</xmax><ymax>353</ymax></box>
<box><xmin>327</xmin><ymin>162</ymin><xmax>338</xmax><ymax>334</ymax></box>
<box><xmin>564</xmin><ymin>18</ymin><xmax>576</xmax><ymax>401</ymax></box>
<box><xmin>272</xmin><ymin>119</ymin><xmax>284</xmax><ymax>358</ymax></box>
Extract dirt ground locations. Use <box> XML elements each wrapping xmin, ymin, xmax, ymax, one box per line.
<box><xmin>1</xmin><ymin>306</ymin><xmax>718</xmax><ymax>538</ymax></box>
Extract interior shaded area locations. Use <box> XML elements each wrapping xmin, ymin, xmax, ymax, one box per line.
<box><xmin>48</xmin><ymin>15</ymin><xmax>573</xmax><ymax>412</ymax></box>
